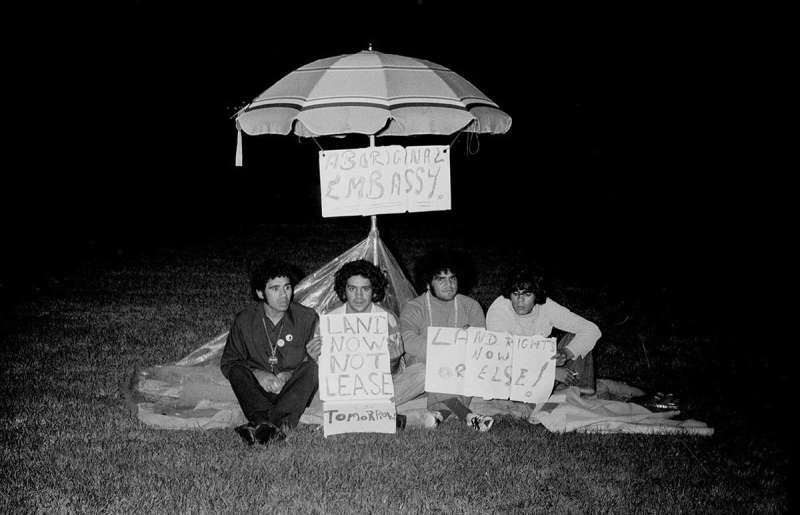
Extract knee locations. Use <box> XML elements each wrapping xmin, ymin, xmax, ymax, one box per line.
<box><xmin>405</xmin><ymin>362</ymin><xmax>426</xmax><ymax>378</ymax></box>
<box><xmin>291</xmin><ymin>360</ymin><xmax>319</xmax><ymax>381</ymax></box>
<box><xmin>299</xmin><ymin>359</ymin><xmax>318</xmax><ymax>374</ymax></box>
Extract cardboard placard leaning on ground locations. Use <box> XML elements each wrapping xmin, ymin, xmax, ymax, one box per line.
<box><xmin>319</xmin><ymin>312</ymin><xmax>397</xmax><ymax>436</ymax></box>
<box><xmin>425</xmin><ymin>327</ymin><xmax>557</xmax><ymax>404</ymax></box>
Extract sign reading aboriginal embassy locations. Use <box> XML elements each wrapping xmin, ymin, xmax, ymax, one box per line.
<box><xmin>425</xmin><ymin>327</ymin><xmax>557</xmax><ymax>403</ymax></box>
<box><xmin>319</xmin><ymin>145</ymin><xmax>451</xmax><ymax>217</ymax></box>
<box><xmin>318</xmin><ymin>312</ymin><xmax>397</xmax><ymax>437</ymax></box>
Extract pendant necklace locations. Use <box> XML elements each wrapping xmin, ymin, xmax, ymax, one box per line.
<box><xmin>261</xmin><ymin>316</ymin><xmax>285</xmax><ymax>372</ymax></box>
<box><xmin>426</xmin><ymin>291</ymin><xmax>458</xmax><ymax>328</ymax></box>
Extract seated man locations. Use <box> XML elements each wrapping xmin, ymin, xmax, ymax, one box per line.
<box><xmin>305</xmin><ymin>259</ymin><xmax>417</xmax><ymax>427</ymax></box>
<box><xmin>220</xmin><ymin>259</ymin><xmax>319</xmax><ymax>446</ymax></box>
<box><xmin>398</xmin><ymin>250</ymin><xmax>494</xmax><ymax>431</ymax></box>
<box><xmin>486</xmin><ymin>266</ymin><xmax>601</xmax><ymax>394</ymax></box>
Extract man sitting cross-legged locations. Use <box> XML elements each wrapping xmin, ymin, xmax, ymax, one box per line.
<box><xmin>397</xmin><ymin>250</ymin><xmax>495</xmax><ymax>432</ymax></box>
<box><xmin>221</xmin><ymin>259</ymin><xmax>319</xmax><ymax>446</ymax></box>
<box><xmin>305</xmin><ymin>259</ymin><xmax>421</xmax><ymax>429</ymax></box>
<box><xmin>486</xmin><ymin>266</ymin><xmax>601</xmax><ymax>394</ymax></box>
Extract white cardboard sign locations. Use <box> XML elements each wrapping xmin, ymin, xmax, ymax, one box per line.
<box><xmin>319</xmin><ymin>312</ymin><xmax>397</xmax><ymax>436</ymax></box>
<box><xmin>424</xmin><ymin>327</ymin><xmax>557</xmax><ymax>404</ymax></box>
<box><xmin>319</xmin><ymin>145</ymin><xmax>451</xmax><ymax>217</ymax></box>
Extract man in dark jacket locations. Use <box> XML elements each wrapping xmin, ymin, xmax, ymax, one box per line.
<box><xmin>221</xmin><ymin>259</ymin><xmax>320</xmax><ymax>445</ymax></box>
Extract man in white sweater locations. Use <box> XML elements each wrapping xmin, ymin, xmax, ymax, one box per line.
<box><xmin>486</xmin><ymin>267</ymin><xmax>601</xmax><ymax>393</ymax></box>
<box><xmin>398</xmin><ymin>250</ymin><xmax>494</xmax><ymax>431</ymax></box>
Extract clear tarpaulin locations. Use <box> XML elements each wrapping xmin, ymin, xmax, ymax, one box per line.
<box><xmin>128</xmin><ymin>228</ymin><xmax>417</xmax><ymax>429</ymax></box>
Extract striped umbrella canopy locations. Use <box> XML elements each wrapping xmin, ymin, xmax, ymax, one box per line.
<box><xmin>235</xmin><ymin>49</ymin><xmax>512</xmax><ymax>139</ymax></box>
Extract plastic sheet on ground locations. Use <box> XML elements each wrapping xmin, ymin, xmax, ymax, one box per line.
<box><xmin>530</xmin><ymin>384</ymin><xmax>714</xmax><ymax>436</ymax></box>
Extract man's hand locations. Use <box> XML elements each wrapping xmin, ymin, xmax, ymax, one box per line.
<box><xmin>552</xmin><ymin>348</ymin><xmax>575</xmax><ymax>366</ymax></box>
<box><xmin>253</xmin><ymin>370</ymin><xmax>282</xmax><ymax>393</ymax></box>
<box><xmin>306</xmin><ymin>335</ymin><xmax>322</xmax><ymax>362</ymax></box>
<box><xmin>275</xmin><ymin>371</ymin><xmax>292</xmax><ymax>391</ymax></box>
<box><xmin>555</xmin><ymin>366</ymin><xmax>578</xmax><ymax>386</ymax></box>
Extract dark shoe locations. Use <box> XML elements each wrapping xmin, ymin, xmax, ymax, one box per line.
<box><xmin>234</xmin><ymin>423</ymin><xmax>258</xmax><ymax>446</ymax></box>
<box><xmin>396</xmin><ymin>414</ymin><xmax>407</xmax><ymax>430</ymax></box>
<box><xmin>253</xmin><ymin>422</ymin><xmax>287</xmax><ymax>445</ymax></box>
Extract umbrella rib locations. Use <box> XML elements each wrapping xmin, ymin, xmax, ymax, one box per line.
<box><xmin>244</xmin><ymin>101</ymin><xmax>501</xmax><ymax>114</ymax></box>
<box><xmin>248</xmin><ymin>96</ymin><xmax>498</xmax><ymax>108</ymax></box>
<box><xmin>298</xmin><ymin>65</ymin><xmax>452</xmax><ymax>72</ymax></box>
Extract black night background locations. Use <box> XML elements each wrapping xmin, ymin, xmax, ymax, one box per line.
<box><xmin>7</xmin><ymin>2</ymin><xmax>777</xmax><ymax>352</ymax></box>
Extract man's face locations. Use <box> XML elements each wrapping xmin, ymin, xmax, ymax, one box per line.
<box><xmin>430</xmin><ymin>270</ymin><xmax>458</xmax><ymax>301</ymax></box>
<box><xmin>344</xmin><ymin>274</ymin><xmax>373</xmax><ymax>312</ymax></box>
<box><xmin>257</xmin><ymin>276</ymin><xmax>292</xmax><ymax>313</ymax></box>
<box><xmin>510</xmin><ymin>290</ymin><xmax>536</xmax><ymax>315</ymax></box>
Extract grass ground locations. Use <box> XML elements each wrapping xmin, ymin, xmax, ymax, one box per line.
<box><xmin>0</xmin><ymin>216</ymin><xmax>789</xmax><ymax>513</ymax></box>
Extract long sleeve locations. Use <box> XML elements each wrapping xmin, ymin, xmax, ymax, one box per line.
<box><xmin>399</xmin><ymin>299</ymin><xmax>428</xmax><ymax>364</ymax></box>
<box><xmin>220</xmin><ymin>319</ymin><xmax>249</xmax><ymax>379</ymax></box>
<box><xmin>545</xmin><ymin>300</ymin><xmax>601</xmax><ymax>359</ymax></box>
<box><xmin>386</xmin><ymin>312</ymin><xmax>403</xmax><ymax>359</ymax></box>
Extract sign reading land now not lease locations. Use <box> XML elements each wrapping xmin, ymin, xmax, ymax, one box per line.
<box><xmin>319</xmin><ymin>145</ymin><xmax>451</xmax><ymax>217</ymax></box>
<box><xmin>425</xmin><ymin>327</ymin><xmax>557</xmax><ymax>404</ymax></box>
<box><xmin>318</xmin><ymin>312</ymin><xmax>397</xmax><ymax>436</ymax></box>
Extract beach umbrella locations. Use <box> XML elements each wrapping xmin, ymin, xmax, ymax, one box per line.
<box><xmin>232</xmin><ymin>48</ymin><xmax>512</xmax><ymax>313</ymax></box>
<box><xmin>234</xmin><ymin>48</ymin><xmax>511</xmax><ymax>159</ymax></box>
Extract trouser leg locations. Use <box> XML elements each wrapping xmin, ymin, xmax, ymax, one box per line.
<box><xmin>427</xmin><ymin>392</ymin><xmax>472</xmax><ymax>421</ymax></box>
<box><xmin>564</xmin><ymin>353</ymin><xmax>596</xmax><ymax>394</ymax></box>
<box><xmin>270</xmin><ymin>360</ymin><xmax>319</xmax><ymax>428</ymax></box>
<box><xmin>558</xmin><ymin>332</ymin><xmax>596</xmax><ymax>394</ymax></box>
<box><xmin>226</xmin><ymin>362</ymin><xmax>275</xmax><ymax>425</ymax></box>
<box><xmin>559</xmin><ymin>351</ymin><xmax>596</xmax><ymax>395</ymax></box>
<box><xmin>392</xmin><ymin>362</ymin><xmax>426</xmax><ymax>406</ymax></box>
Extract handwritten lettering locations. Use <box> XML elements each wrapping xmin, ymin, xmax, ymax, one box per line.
<box><xmin>319</xmin><ymin>145</ymin><xmax>451</xmax><ymax>217</ymax></box>
<box><xmin>425</xmin><ymin>326</ymin><xmax>557</xmax><ymax>403</ymax></box>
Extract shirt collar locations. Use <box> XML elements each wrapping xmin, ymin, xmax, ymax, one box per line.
<box><xmin>262</xmin><ymin>302</ymin><xmax>296</xmax><ymax>327</ymax></box>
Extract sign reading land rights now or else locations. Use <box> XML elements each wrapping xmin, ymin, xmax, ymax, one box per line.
<box><xmin>424</xmin><ymin>327</ymin><xmax>557</xmax><ymax>403</ymax></box>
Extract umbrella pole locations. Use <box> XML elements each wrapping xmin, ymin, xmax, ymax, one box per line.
<box><xmin>369</xmin><ymin>134</ymin><xmax>378</xmax><ymax>265</ymax></box>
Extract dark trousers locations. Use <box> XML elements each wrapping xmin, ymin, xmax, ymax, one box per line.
<box><xmin>227</xmin><ymin>360</ymin><xmax>318</xmax><ymax>428</ymax></box>
<box><xmin>558</xmin><ymin>332</ymin><xmax>596</xmax><ymax>395</ymax></box>
<box><xmin>427</xmin><ymin>392</ymin><xmax>472</xmax><ymax>421</ymax></box>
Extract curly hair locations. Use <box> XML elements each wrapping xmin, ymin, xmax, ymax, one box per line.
<box><xmin>414</xmin><ymin>249</ymin><xmax>475</xmax><ymax>293</ymax></box>
<box><xmin>334</xmin><ymin>259</ymin><xmax>388</xmax><ymax>303</ymax></box>
<box><xmin>248</xmin><ymin>258</ymin><xmax>300</xmax><ymax>300</ymax></box>
<box><xmin>502</xmin><ymin>267</ymin><xmax>548</xmax><ymax>305</ymax></box>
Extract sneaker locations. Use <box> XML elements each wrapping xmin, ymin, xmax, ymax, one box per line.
<box><xmin>423</xmin><ymin>410</ymin><xmax>443</xmax><ymax>429</ymax></box>
<box><xmin>467</xmin><ymin>413</ymin><xmax>494</xmax><ymax>432</ymax></box>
